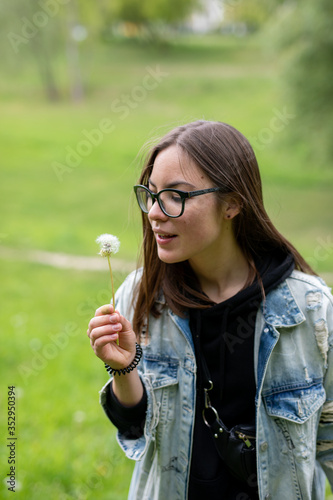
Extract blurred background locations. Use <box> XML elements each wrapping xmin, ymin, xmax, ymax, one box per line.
<box><xmin>0</xmin><ymin>0</ymin><xmax>332</xmax><ymax>498</ymax></box>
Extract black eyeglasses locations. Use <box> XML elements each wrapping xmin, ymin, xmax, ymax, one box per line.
<box><xmin>133</xmin><ymin>184</ymin><xmax>221</xmax><ymax>218</ymax></box>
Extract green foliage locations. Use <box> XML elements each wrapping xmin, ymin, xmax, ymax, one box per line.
<box><xmin>223</xmin><ymin>0</ymin><xmax>282</xmax><ymax>32</ymax></box>
<box><xmin>263</xmin><ymin>0</ymin><xmax>333</xmax><ymax>163</ymax></box>
<box><xmin>109</xmin><ymin>0</ymin><xmax>201</xmax><ymax>24</ymax></box>
<box><xmin>2</xmin><ymin>0</ymin><xmax>78</xmax><ymax>100</ymax></box>
<box><xmin>225</xmin><ymin>0</ymin><xmax>333</xmax><ymax>164</ymax></box>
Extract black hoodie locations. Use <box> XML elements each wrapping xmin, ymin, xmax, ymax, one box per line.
<box><xmin>188</xmin><ymin>251</ymin><xmax>294</xmax><ymax>500</ymax></box>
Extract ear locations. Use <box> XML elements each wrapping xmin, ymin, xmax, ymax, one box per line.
<box><xmin>223</xmin><ymin>195</ymin><xmax>242</xmax><ymax>220</ymax></box>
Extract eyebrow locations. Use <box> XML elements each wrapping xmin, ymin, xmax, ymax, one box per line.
<box><xmin>148</xmin><ymin>178</ymin><xmax>196</xmax><ymax>190</ymax></box>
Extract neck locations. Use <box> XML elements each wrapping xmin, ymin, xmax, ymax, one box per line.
<box><xmin>189</xmin><ymin>236</ymin><xmax>250</xmax><ymax>303</ymax></box>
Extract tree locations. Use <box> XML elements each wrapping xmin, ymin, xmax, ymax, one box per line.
<box><xmin>2</xmin><ymin>0</ymin><xmax>86</xmax><ymax>102</ymax></box>
<box><xmin>222</xmin><ymin>0</ymin><xmax>282</xmax><ymax>32</ymax></box>
<box><xmin>225</xmin><ymin>0</ymin><xmax>333</xmax><ymax>163</ymax></box>
<box><xmin>109</xmin><ymin>0</ymin><xmax>202</xmax><ymax>32</ymax></box>
<box><xmin>267</xmin><ymin>0</ymin><xmax>333</xmax><ymax>163</ymax></box>
<box><xmin>3</xmin><ymin>1</ymin><xmax>63</xmax><ymax>100</ymax></box>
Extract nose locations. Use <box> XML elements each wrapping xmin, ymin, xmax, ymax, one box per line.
<box><xmin>148</xmin><ymin>199</ymin><xmax>169</xmax><ymax>222</ymax></box>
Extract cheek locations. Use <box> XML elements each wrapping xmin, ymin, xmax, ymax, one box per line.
<box><xmin>177</xmin><ymin>200</ymin><xmax>223</xmax><ymax>243</ymax></box>
<box><xmin>188</xmin><ymin>205</ymin><xmax>222</xmax><ymax>232</ymax></box>
<box><xmin>180</xmin><ymin>215</ymin><xmax>216</xmax><ymax>243</ymax></box>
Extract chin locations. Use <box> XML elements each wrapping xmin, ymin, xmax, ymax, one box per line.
<box><xmin>157</xmin><ymin>250</ymin><xmax>184</xmax><ymax>265</ymax></box>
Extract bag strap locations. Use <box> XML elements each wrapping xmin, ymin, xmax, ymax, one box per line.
<box><xmin>191</xmin><ymin>310</ymin><xmax>230</xmax><ymax>433</ymax></box>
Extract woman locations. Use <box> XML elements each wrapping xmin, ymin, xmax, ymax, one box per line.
<box><xmin>87</xmin><ymin>120</ymin><xmax>333</xmax><ymax>500</ymax></box>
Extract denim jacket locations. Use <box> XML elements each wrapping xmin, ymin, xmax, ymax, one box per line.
<box><xmin>100</xmin><ymin>270</ymin><xmax>333</xmax><ymax>500</ymax></box>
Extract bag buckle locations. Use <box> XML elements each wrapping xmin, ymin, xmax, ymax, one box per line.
<box><xmin>202</xmin><ymin>380</ymin><xmax>222</xmax><ymax>437</ymax></box>
<box><xmin>203</xmin><ymin>379</ymin><xmax>214</xmax><ymax>410</ymax></box>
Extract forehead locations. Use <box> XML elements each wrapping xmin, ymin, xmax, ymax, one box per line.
<box><xmin>151</xmin><ymin>145</ymin><xmax>208</xmax><ymax>186</ymax></box>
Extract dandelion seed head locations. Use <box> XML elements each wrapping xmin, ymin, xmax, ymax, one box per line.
<box><xmin>96</xmin><ymin>234</ymin><xmax>120</xmax><ymax>257</ymax></box>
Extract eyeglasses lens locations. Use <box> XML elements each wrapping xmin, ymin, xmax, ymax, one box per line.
<box><xmin>136</xmin><ymin>188</ymin><xmax>183</xmax><ymax>217</ymax></box>
<box><xmin>159</xmin><ymin>191</ymin><xmax>183</xmax><ymax>216</ymax></box>
<box><xmin>136</xmin><ymin>187</ymin><xmax>151</xmax><ymax>213</ymax></box>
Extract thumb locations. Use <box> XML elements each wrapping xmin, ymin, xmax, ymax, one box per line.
<box><xmin>115</xmin><ymin>312</ymin><xmax>137</xmax><ymax>346</ymax></box>
<box><xmin>117</xmin><ymin>313</ymin><xmax>133</xmax><ymax>333</ymax></box>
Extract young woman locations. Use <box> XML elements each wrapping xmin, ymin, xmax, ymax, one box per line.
<box><xmin>87</xmin><ymin>120</ymin><xmax>333</xmax><ymax>500</ymax></box>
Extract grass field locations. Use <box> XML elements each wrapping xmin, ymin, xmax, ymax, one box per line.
<box><xmin>0</xmin><ymin>34</ymin><xmax>332</xmax><ymax>499</ymax></box>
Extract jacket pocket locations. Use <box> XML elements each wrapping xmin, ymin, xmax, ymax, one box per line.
<box><xmin>142</xmin><ymin>353</ymin><xmax>180</xmax><ymax>428</ymax></box>
<box><xmin>263</xmin><ymin>382</ymin><xmax>326</xmax><ymax>423</ymax></box>
<box><xmin>142</xmin><ymin>353</ymin><xmax>179</xmax><ymax>389</ymax></box>
<box><xmin>264</xmin><ymin>382</ymin><xmax>326</xmax><ymax>466</ymax></box>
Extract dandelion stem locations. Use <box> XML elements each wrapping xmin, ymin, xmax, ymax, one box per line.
<box><xmin>107</xmin><ymin>255</ymin><xmax>115</xmax><ymax>308</ymax></box>
<box><xmin>107</xmin><ymin>255</ymin><xmax>118</xmax><ymax>345</ymax></box>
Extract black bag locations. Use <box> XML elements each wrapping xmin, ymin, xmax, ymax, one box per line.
<box><xmin>203</xmin><ymin>401</ymin><xmax>257</xmax><ymax>484</ymax></box>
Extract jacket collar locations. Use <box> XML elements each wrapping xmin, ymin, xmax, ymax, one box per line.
<box><xmin>162</xmin><ymin>273</ymin><xmax>305</xmax><ymax>331</ymax></box>
<box><xmin>262</xmin><ymin>279</ymin><xmax>305</xmax><ymax>328</ymax></box>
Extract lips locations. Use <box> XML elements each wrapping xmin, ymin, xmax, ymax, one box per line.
<box><xmin>153</xmin><ymin>230</ymin><xmax>177</xmax><ymax>245</ymax></box>
<box><xmin>157</xmin><ymin>233</ymin><xmax>176</xmax><ymax>239</ymax></box>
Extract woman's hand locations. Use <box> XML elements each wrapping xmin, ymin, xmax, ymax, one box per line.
<box><xmin>87</xmin><ymin>304</ymin><xmax>137</xmax><ymax>370</ymax></box>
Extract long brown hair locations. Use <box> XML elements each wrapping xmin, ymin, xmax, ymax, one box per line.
<box><xmin>132</xmin><ymin>120</ymin><xmax>315</xmax><ymax>338</ymax></box>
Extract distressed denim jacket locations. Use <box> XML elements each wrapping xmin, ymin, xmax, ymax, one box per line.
<box><xmin>100</xmin><ymin>270</ymin><xmax>333</xmax><ymax>500</ymax></box>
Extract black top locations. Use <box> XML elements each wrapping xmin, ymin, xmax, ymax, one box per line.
<box><xmin>188</xmin><ymin>251</ymin><xmax>294</xmax><ymax>499</ymax></box>
<box><xmin>105</xmin><ymin>251</ymin><xmax>295</xmax><ymax>499</ymax></box>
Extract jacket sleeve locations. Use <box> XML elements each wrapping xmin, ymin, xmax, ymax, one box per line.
<box><xmin>99</xmin><ymin>367</ymin><xmax>160</xmax><ymax>461</ymax></box>
<box><xmin>316</xmin><ymin>288</ymin><xmax>333</xmax><ymax>487</ymax></box>
<box><xmin>102</xmin><ymin>381</ymin><xmax>147</xmax><ymax>439</ymax></box>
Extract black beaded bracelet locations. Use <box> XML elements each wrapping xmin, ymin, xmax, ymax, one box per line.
<box><xmin>104</xmin><ymin>343</ymin><xmax>143</xmax><ymax>376</ymax></box>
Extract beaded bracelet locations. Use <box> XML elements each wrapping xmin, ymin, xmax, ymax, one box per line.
<box><xmin>104</xmin><ymin>343</ymin><xmax>143</xmax><ymax>376</ymax></box>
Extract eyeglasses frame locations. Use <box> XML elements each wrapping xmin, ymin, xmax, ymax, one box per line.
<box><xmin>133</xmin><ymin>184</ymin><xmax>221</xmax><ymax>218</ymax></box>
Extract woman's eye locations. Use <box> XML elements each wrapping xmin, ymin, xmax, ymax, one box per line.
<box><xmin>171</xmin><ymin>195</ymin><xmax>182</xmax><ymax>203</ymax></box>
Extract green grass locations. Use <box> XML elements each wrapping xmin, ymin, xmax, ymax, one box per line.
<box><xmin>0</xmin><ymin>34</ymin><xmax>332</xmax><ymax>498</ymax></box>
<box><xmin>0</xmin><ymin>261</ymin><xmax>133</xmax><ymax>499</ymax></box>
<box><xmin>1</xmin><ymin>36</ymin><xmax>332</xmax><ymax>267</ymax></box>
<box><xmin>1</xmin><ymin>37</ymin><xmax>332</xmax><ymax>264</ymax></box>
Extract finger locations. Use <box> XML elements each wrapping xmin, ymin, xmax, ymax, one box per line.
<box><xmin>88</xmin><ymin>313</ymin><xmax>120</xmax><ymax>334</ymax></box>
<box><xmin>112</xmin><ymin>314</ymin><xmax>137</xmax><ymax>350</ymax></box>
<box><xmin>115</xmin><ymin>312</ymin><xmax>133</xmax><ymax>333</ymax></box>
<box><xmin>94</xmin><ymin>304</ymin><xmax>115</xmax><ymax>317</ymax></box>
<box><xmin>90</xmin><ymin>332</ymin><xmax>119</xmax><ymax>348</ymax></box>
<box><xmin>90</xmin><ymin>323</ymin><xmax>122</xmax><ymax>342</ymax></box>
